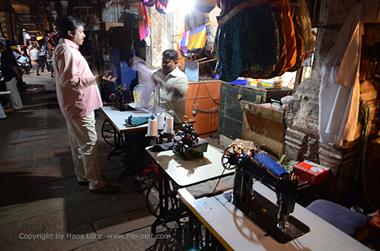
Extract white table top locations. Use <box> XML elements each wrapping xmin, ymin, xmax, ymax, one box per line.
<box><xmin>100</xmin><ymin>104</ymin><xmax>152</xmax><ymax>133</ymax></box>
<box><xmin>147</xmin><ymin>145</ymin><xmax>235</xmax><ymax>187</ymax></box>
<box><xmin>0</xmin><ymin>91</ymin><xmax>11</xmax><ymax>95</ymax></box>
<box><xmin>178</xmin><ymin>184</ymin><xmax>371</xmax><ymax>251</ymax></box>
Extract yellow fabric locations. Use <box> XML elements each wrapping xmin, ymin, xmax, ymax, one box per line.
<box><xmin>187</xmin><ymin>28</ymin><xmax>207</xmax><ymax>51</ymax></box>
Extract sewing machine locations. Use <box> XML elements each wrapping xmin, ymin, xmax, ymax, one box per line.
<box><xmin>222</xmin><ymin>143</ymin><xmax>310</xmax><ymax>243</ymax></box>
<box><xmin>173</xmin><ymin>123</ymin><xmax>208</xmax><ymax>160</ymax></box>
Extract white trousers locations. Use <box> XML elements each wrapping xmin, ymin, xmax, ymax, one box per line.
<box><xmin>0</xmin><ymin>103</ymin><xmax>6</xmax><ymax>119</ymax></box>
<box><xmin>66</xmin><ymin>111</ymin><xmax>105</xmax><ymax>190</ymax></box>
<box><xmin>5</xmin><ymin>78</ymin><xmax>23</xmax><ymax>110</ymax></box>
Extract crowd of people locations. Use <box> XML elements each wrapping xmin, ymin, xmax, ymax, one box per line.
<box><xmin>0</xmin><ymin>29</ymin><xmax>58</xmax><ymax>118</ymax></box>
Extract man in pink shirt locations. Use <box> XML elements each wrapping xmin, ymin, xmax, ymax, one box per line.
<box><xmin>53</xmin><ymin>16</ymin><xmax>114</xmax><ymax>193</ymax></box>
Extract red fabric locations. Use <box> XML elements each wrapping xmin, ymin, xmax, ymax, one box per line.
<box><xmin>138</xmin><ymin>2</ymin><xmax>151</xmax><ymax>41</ymax></box>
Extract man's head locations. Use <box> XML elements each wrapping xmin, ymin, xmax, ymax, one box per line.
<box><xmin>58</xmin><ymin>16</ymin><xmax>86</xmax><ymax>46</ymax></box>
<box><xmin>162</xmin><ymin>49</ymin><xmax>178</xmax><ymax>75</ymax></box>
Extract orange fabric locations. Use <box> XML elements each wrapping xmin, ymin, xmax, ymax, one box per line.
<box><xmin>269</xmin><ymin>0</ymin><xmax>297</xmax><ymax>75</ymax></box>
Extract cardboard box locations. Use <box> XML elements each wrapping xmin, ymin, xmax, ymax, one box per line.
<box><xmin>293</xmin><ymin>160</ymin><xmax>330</xmax><ymax>185</ymax></box>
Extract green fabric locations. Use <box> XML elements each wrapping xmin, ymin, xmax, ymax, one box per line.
<box><xmin>216</xmin><ymin>3</ymin><xmax>279</xmax><ymax>82</ymax></box>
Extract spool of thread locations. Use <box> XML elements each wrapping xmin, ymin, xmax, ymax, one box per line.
<box><xmin>157</xmin><ymin>113</ymin><xmax>165</xmax><ymax>130</ymax></box>
<box><xmin>164</xmin><ymin>116</ymin><xmax>174</xmax><ymax>134</ymax></box>
<box><xmin>147</xmin><ymin>118</ymin><xmax>158</xmax><ymax>137</ymax></box>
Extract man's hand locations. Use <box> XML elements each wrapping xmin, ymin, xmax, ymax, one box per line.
<box><xmin>102</xmin><ymin>71</ymin><xmax>117</xmax><ymax>83</ymax></box>
<box><xmin>94</xmin><ymin>74</ymin><xmax>103</xmax><ymax>84</ymax></box>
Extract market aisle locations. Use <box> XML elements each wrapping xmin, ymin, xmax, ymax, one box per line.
<box><xmin>0</xmin><ymin>73</ymin><xmax>159</xmax><ymax>251</ymax></box>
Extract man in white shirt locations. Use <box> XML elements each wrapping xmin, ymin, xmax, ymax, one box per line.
<box><xmin>153</xmin><ymin>49</ymin><xmax>188</xmax><ymax>124</ymax></box>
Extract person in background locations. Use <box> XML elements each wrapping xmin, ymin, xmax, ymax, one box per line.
<box><xmin>53</xmin><ymin>16</ymin><xmax>115</xmax><ymax>193</ymax></box>
<box><xmin>29</xmin><ymin>43</ymin><xmax>39</xmax><ymax>75</ymax></box>
<box><xmin>0</xmin><ymin>40</ymin><xmax>23</xmax><ymax>110</ymax></box>
<box><xmin>46</xmin><ymin>44</ymin><xmax>54</xmax><ymax>78</ymax></box>
<box><xmin>153</xmin><ymin>49</ymin><xmax>188</xmax><ymax>124</ymax></box>
<box><xmin>37</xmin><ymin>40</ymin><xmax>47</xmax><ymax>75</ymax></box>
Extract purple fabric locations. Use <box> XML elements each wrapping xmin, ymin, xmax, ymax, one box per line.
<box><xmin>307</xmin><ymin>199</ymin><xmax>369</xmax><ymax>236</ymax></box>
<box><xmin>142</xmin><ymin>0</ymin><xmax>156</xmax><ymax>7</ymax></box>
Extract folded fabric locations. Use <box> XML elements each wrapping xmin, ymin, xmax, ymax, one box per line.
<box><xmin>125</xmin><ymin>115</ymin><xmax>153</xmax><ymax>127</ymax></box>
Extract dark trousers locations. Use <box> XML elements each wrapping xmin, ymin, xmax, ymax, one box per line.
<box><xmin>37</xmin><ymin>56</ymin><xmax>46</xmax><ymax>74</ymax></box>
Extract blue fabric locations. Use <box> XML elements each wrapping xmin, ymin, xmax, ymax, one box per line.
<box><xmin>253</xmin><ymin>152</ymin><xmax>287</xmax><ymax>177</ymax></box>
<box><xmin>307</xmin><ymin>199</ymin><xmax>369</xmax><ymax>236</ymax></box>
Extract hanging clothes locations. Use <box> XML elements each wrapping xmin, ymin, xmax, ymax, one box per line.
<box><xmin>319</xmin><ymin>3</ymin><xmax>363</xmax><ymax>146</ymax></box>
<box><xmin>188</xmin><ymin>25</ymin><xmax>207</xmax><ymax>51</ymax></box>
<box><xmin>138</xmin><ymin>2</ymin><xmax>151</xmax><ymax>41</ymax></box>
<box><xmin>180</xmin><ymin>31</ymin><xmax>190</xmax><ymax>56</ymax></box>
<box><xmin>267</xmin><ymin>0</ymin><xmax>296</xmax><ymax>78</ymax></box>
<box><xmin>155</xmin><ymin>0</ymin><xmax>169</xmax><ymax>14</ymax></box>
<box><xmin>215</xmin><ymin>0</ymin><xmax>279</xmax><ymax>82</ymax></box>
<box><xmin>142</xmin><ymin>0</ymin><xmax>156</xmax><ymax>7</ymax></box>
<box><xmin>287</xmin><ymin>0</ymin><xmax>305</xmax><ymax>72</ymax></box>
<box><xmin>297</xmin><ymin>0</ymin><xmax>315</xmax><ymax>53</ymax></box>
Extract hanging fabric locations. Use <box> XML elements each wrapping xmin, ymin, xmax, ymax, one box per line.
<box><xmin>138</xmin><ymin>2</ymin><xmax>151</xmax><ymax>41</ymax></box>
<box><xmin>297</xmin><ymin>0</ymin><xmax>315</xmax><ymax>53</ymax></box>
<box><xmin>287</xmin><ymin>0</ymin><xmax>305</xmax><ymax>72</ymax></box>
<box><xmin>142</xmin><ymin>0</ymin><xmax>156</xmax><ymax>7</ymax></box>
<box><xmin>188</xmin><ymin>25</ymin><xmax>207</xmax><ymax>51</ymax></box>
<box><xmin>155</xmin><ymin>0</ymin><xmax>169</xmax><ymax>14</ymax></box>
<box><xmin>180</xmin><ymin>31</ymin><xmax>190</xmax><ymax>56</ymax></box>
<box><xmin>319</xmin><ymin>3</ymin><xmax>363</xmax><ymax>146</ymax></box>
<box><xmin>267</xmin><ymin>0</ymin><xmax>296</xmax><ymax>77</ymax></box>
<box><xmin>215</xmin><ymin>0</ymin><xmax>280</xmax><ymax>82</ymax></box>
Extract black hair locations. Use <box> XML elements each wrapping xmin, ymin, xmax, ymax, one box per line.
<box><xmin>58</xmin><ymin>16</ymin><xmax>85</xmax><ymax>39</ymax></box>
<box><xmin>162</xmin><ymin>49</ymin><xmax>178</xmax><ymax>62</ymax></box>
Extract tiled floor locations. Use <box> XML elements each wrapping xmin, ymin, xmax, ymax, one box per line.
<box><xmin>0</xmin><ymin>74</ymin><xmax>163</xmax><ymax>251</ymax></box>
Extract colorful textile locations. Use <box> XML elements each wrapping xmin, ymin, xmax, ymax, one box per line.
<box><xmin>288</xmin><ymin>1</ymin><xmax>305</xmax><ymax>72</ymax></box>
<box><xmin>180</xmin><ymin>25</ymin><xmax>207</xmax><ymax>56</ymax></box>
<box><xmin>180</xmin><ymin>31</ymin><xmax>190</xmax><ymax>55</ymax></box>
<box><xmin>188</xmin><ymin>25</ymin><xmax>207</xmax><ymax>51</ymax></box>
<box><xmin>216</xmin><ymin>0</ymin><xmax>279</xmax><ymax>81</ymax></box>
<box><xmin>155</xmin><ymin>0</ymin><xmax>168</xmax><ymax>14</ymax></box>
<box><xmin>142</xmin><ymin>0</ymin><xmax>156</xmax><ymax>7</ymax></box>
<box><xmin>138</xmin><ymin>2</ymin><xmax>151</xmax><ymax>41</ymax></box>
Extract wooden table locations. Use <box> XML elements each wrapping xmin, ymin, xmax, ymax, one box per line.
<box><xmin>178</xmin><ymin>182</ymin><xmax>371</xmax><ymax>251</ymax></box>
<box><xmin>146</xmin><ymin>144</ymin><xmax>235</xmax><ymax>234</ymax></box>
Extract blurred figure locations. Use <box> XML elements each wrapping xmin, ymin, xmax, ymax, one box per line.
<box><xmin>152</xmin><ymin>49</ymin><xmax>188</xmax><ymax>124</ymax></box>
<box><xmin>0</xmin><ymin>40</ymin><xmax>23</xmax><ymax>110</ymax></box>
<box><xmin>29</xmin><ymin>43</ymin><xmax>39</xmax><ymax>75</ymax></box>
<box><xmin>37</xmin><ymin>41</ymin><xmax>47</xmax><ymax>75</ymax></box>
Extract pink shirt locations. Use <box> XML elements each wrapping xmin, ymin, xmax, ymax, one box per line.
<box><xmin>53</xmin><ymin>38</ymin><xmax>102</xmax><ymax>119</ymax></box>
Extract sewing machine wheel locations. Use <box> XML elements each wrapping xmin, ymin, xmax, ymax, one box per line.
<box><xmin>221</xmin><ymin>145</ymin><xmax>244</xmax><ymax>170</ymax></box>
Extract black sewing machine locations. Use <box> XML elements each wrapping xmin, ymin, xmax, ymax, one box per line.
<box><xmin>222</xmin><ymin>144</ymin><xmax>309</xmax><ymax>243</ymax></box>
<box><xmin>173</xmin><ymin>123</ymin><xmax>208</xmax><ymax>160</ymax></box>
<box><xmin>109</xmin><ymin>86</ymin><xmax>132</xmax><ymax>111</ymax></box>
